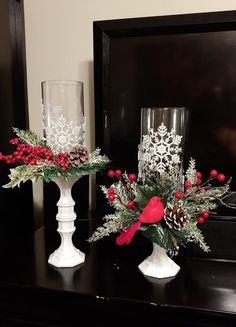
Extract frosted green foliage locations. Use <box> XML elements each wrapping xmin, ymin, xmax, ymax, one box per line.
<box><xmin>185</xmin><ymin>158</ymin><xmax>197</xmax><ymax>184</ymax></box>
<box><xmin>88</xmin><ymin>214</ymin><xmax>124</xmax><ymax>242</ymax></box>
<box><xmin>88</xmin><ymin>159</ymin><xmax>232</xmax><ymax>254</ymax></box>
<box><xmin>13</xmin><ymin>127</ymin><xmax>46</xmax><ymax>147</ymax></box>
<box><xmin>184</xmin><ymin>221</ymin><xmax>210</xmax><ymax>252</ymax></box>
<box><xmin>3</xmin><ymin>129</ymin><xmax>109</xmax><ymax>188</ymax></box>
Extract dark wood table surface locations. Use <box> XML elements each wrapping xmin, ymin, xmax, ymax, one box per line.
<box><xmin>0</xmin><ymin>216</ymin><xmax>236</xmax><ymax>327</ymax></box>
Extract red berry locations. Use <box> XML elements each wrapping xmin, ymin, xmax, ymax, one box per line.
<box><xmin>9</xmin><ymin>138</ymin><xmax>19</xmax><ymax>145</ymax></box>
<box><xmin>197</xmin><ymin>216</ymin><xmax>205</xmax><ymax>224</ymax></box>
<box><xmin>174</xmin><ymin>191</ymin><xmax>183</xmax><ymax>199</ymax></box>
<box><xmin>107</xmin><ymin>188</ymin><xmax>115</xmax><ymax>195</ymax></box>
<box><xmin>202</xmin><ymin>211</ymin><xmax>209</xmax><ymax>219</ymax></box>
<box><xmin>108</xmin><ymin>170</ymin><xmax>115</xmax><ymax>177</ymax></box>
<box><xmin>108</xmin><ymin>194</ymin><xmax>116</xmax><ymax>202</ymax></box>
<box><xmin>127</xmin><ymin>200</ymin><xmax>135</xmax><ymax>209</ymax></box>
<box><xmin>210</xmin><ymin>169</ymin><xmax>218</xmax><ymax>177</ymax></box>
<box><xmin>217</xmin><ymin>174</ymin><xmax>225</xmax><ymax>182</ymax></box>
<box><xmin>184</xmin><ymin>181</ymin><xmax>192</xmax><ymax>189</ymax></box>
<box><xmin>197</xmin><ymin>178</ymin><xmax>202</xmax><ymax>185</ymax></box>
<box><xmin>196</xmin><ymin>172</ymin><xmax>202</xmax><ymax>178</ymax></box>
<box><xmin>115</xmin><ymin>169</ymin><xmax>122</xmax><ymax>177</ymax></box>
<box><xmin>128</xmin><ymin>173</ymin><xmax>136</xmax><ymax>182</ymax></box>
<box><xmin>30</xmin><ymin>159</ymin><xmax>37</xmax><ymax>165</ymax></box>
<box><xmin>24</xmin><ymin>157</ymin><xmax>30</xmax><ymax>165</ymax></box>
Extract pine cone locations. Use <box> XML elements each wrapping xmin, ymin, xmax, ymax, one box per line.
<box><xmin>164</xmin><ymin>205</ymin><xmax>189</xmax><ymax>230</ymax></box>
<box><xmin>68</xmin><ymin>145</ymin><xmax>89</xmax><ymax>167</ymax></box>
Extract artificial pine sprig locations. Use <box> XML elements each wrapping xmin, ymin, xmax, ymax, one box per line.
<box><xmin>89</xmin><ymin>161</ymin><xmax>231</xmax><ymax>255</ymax></box>
<box><xmin>13</xmin><ymin>127</ymin><xmax>47</xmax><ymax>147</ymax></box>
<box><xmin>0</xmin><ymin>128</ymin><xmax>109</xmax><ymax>187</ymax></box>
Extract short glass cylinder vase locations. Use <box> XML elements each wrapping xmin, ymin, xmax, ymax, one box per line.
<box><xmin>138</xmin><ymin>107</ymin><xmax>186</xmax><ymax>184</ymax></box>
<box><xmin>42</xmin><ymin>80</ymin><xmax>86</xmax><ymax>268</ymax></box>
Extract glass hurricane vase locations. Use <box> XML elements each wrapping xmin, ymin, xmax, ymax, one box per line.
<box><xmin>138</xmin><ymin>107</ymin><xmax>186</xmax><ymax>278</ymax></box>
<box><xmin>42</xmin><ymin>80</ymin><xmax>85</xmax><ymax>268</ymax></box>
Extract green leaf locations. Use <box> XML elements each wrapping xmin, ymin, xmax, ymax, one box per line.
<box><xmin>142</xmin><ymin>224</ymin><xmax>172</xmax><ymax>251</ymax></box>
<box><xmin>134</xmin><ymin>184</ymin><xmax>157</xmax><ymax>208</ymax></box>
<box><xmin>3</xmin><ymin>165</ymin><xmax>39</xmax><ymax>188</ymax></box>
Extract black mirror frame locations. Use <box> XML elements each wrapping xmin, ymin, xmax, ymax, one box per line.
<box><xmin>93</xmin><ymin>10</ymin><xmax>236</xmax><ymax>222</ymax></box>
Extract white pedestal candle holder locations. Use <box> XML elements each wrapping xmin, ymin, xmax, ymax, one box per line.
<box><xmin>42</xmin><ymin>80</ymin><xmax>86</xmax><ymax>268</ymax></box>
<box><xmin>138</xmin><ymin>243</ymin><xmax>180</xmax><ymax>279</ymax></box>
<box><xmin>48</xmin><ymin>176</ymin><xmax>85</xmax><ymax>268</ymax></box>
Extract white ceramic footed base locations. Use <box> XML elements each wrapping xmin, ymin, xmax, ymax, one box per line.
<box><xmin>138</xmin><ymin>243</ymin><xmax>180</xmax><ymax>279</ymax></box>
<box><xmin>48</xmin><ymin>242</ymin><xmax>85</xmax><ymax>268</ymax></box>
<box><xmin>48</xmin><ymin>176</ymin><xmax>85</xmax><ymax>268</ymax></box>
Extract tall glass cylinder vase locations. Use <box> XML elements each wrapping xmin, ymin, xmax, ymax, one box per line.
<box><xmin>138</xmin><ymin>107</ymin><xmax>186</xmax><ymax>279</ymax></box>
<box><xmin>42</xmin><ymin>80</ymin><xmax>85</xmax><ymax>268</ymax></box>
<box><xmin>138</xmin><ymin>107</ymin><xmax>186</xmax><ymax>184</ymax></box>
<box><xmin>42</xmin><ymin>80</ymin><xmax>85</xmax><ymax>153</ymax></box>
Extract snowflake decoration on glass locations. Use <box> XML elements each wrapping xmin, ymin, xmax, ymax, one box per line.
<box><xmin>45</xmin><ymin>114</ymin><xmax>85</xmax><ymax>154</ymax></box>
<box><xmin>41</xmin><ymin>101</ymin><xmax>63</xmax><ymax>122</ymax></box>
<box><xmin>138</xmin><ymin>123</ymin><xmax>182</xmax><ymax>180</ymax></box>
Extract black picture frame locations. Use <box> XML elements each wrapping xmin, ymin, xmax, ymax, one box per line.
<box><xmin>93</xmin><ymin>10</ymin><xmax>236</xmax><ymax>222</ymax></box>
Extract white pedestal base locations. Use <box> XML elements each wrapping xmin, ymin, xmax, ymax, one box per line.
<box><xmin>48</xmin><ymin>243</ymin><xmax>85</xmax><ymax>268</ymax></box>
<box><xmin>48</xmin><ymin>176</ymin><xmax>85</xmax><ymax>268</ymax></box>
<box><xmin>138</xmin><ymin>243</ymin><xmax>180</xmax><ymax>279</ymax></box>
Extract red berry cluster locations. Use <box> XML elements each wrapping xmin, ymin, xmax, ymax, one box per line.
<box><xmin>209</xmin><ymin>169</ymin><xmax>225</xmax><ymax>182</ymax></box>
<box><xmin>55</xmin><ymin>152</ymin><xmax>69</xmax><ymax>171</ymax></box>
<box><xmin>107</xmin><ymin>169</ymin><xmax>136</xmax><ymax>209</ymax></box>
<box><xmin>0</xmin><ymin>138</ymin><xmax>70</xmax><ymax>171</ymax></box>
<box><xmin>182</xmin><ymin>169</ymin><xmax>226</xmax><ymax>192</ymax></box>
<box><xmin>174</xmin><ymin>169</ymin><xmax>226</xmax><ymax>225</ymax></box>
<box><xmin>197</xmin><ymin>211</ymin><xmax>209</xmax><ymax>224</ymax></box>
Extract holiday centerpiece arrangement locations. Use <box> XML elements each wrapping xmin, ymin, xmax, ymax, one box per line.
<box><xmin>0</xmin><ymin>127</ymin><xmax>108</xmax><ymax>188</ymax></box>
<box><xmin>0</xmin><ymin>80</ymin><xmax>109</xmax><ymax>268</ymax></box>
<box><xmin>89</xmin><ymin>107</ymin><xmax>232</xmax><ymax>278</ymax></box>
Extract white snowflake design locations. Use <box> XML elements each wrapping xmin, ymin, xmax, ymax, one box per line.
<box><xmin>45</xmin><ymin>114</ymin><xmax>85</xmax><ymax>154</ymax></box>
<box><xmin>41</xmin><ymin>101</ymin><xmax>63</xmax><ymax>120</ymax></box>
<box><xmin>138</xmin><ymin>123</ymin><xmax>182</xmax><ymax>180</ymax></box>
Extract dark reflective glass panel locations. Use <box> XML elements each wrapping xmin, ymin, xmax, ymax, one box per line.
<box><xmin>108</xmin><ymin>31</ymin><xmax>236</xmax><ymax>216</ymax></box>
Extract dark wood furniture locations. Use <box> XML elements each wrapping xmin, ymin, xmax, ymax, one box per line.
<box><xmin>0</xmin><ymin>218</ymin><xmax>235</xmax><ymax>326</ymax></box>
<box><xmin>0</xmin><ymin>0</ymin><xmax>33</xmax><ymax>231</ymax></box>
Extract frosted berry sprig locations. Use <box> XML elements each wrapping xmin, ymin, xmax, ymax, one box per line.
<box><xmin>180</xmin><ymin>169</ymin><xmax>226</xmax><ymax>194</ymax></box>
<box><xmin>0</xmin><ymin>138</ymin><xmax>78</xmax><ymax>172</ymax></box>
<box><xmin>0</xmin><ymin>128</ymin><xmax>109</xmax><ymax>189</ymax></box>
<box><xmin>174</xmin><ymin>169</ymin><xmax>227</xmax><ymax>224</ymax></box>
<box><xmin>0</xmin><ymin>138</ymin><xmax>54</xmax><ymax>166</ymax></box>
<box><xmin>107</xmin><ymin>169</ymin><xmax>137</xmax><ymax>210</ymax></box>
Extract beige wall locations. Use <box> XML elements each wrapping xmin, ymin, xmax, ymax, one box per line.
<box><xmin>23</xmin><ymin>0</ymin><xmax>236</xmax><ymax>219</ymax></box>
<box><xmin>23</xmin><ymin>0</ymin><xmax>236</xmax><ymax>148</ymax></box>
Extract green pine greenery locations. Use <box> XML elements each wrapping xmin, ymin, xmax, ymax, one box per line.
<box><xmin>88</xmin><ymin>162</ymin><xmax>231</xmax><ymax>255</ymax></box>
<box><xmin>2</xmin><ymin>128</ymin><xmax>109</xmax><ymax>188</ymax></box>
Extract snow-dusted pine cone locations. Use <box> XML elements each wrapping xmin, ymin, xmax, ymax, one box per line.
<box><xmin>164</xmin><ymin>205</ymin><xmax>189</xmax><ymax>230</ymax></box>
<box><xmin>68</xmin><ymin>145</ymin><xmax>89</xmax><ymax>167</ymax></box>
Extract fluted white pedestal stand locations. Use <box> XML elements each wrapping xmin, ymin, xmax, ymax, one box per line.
<box><xmin>48</xmin><ymin>176</ymin><xmax>85</xmax><ymax>268</ymax></box>
<box><xmin>138</xmin><ymin>243</ymin><xmax>180</xmax><ymax>278</ymax></box>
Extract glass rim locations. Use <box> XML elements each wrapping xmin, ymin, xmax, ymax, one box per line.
<box><xmin>41</xmin><ymin>80</ymin><xmax>83</xmax><ymax>86</ymax></box>
<box><xmin>141</xmin><ymin>107</ymin><xmax>185</xmax><ymax>110</ymax></box>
